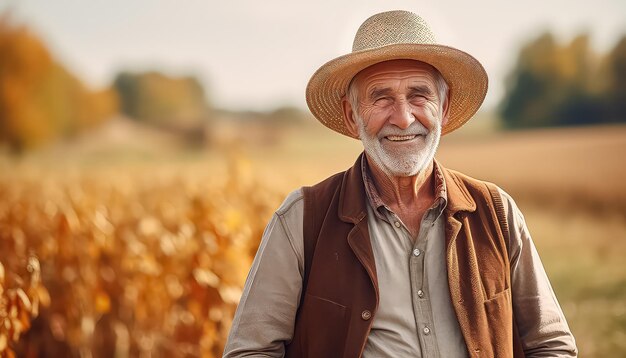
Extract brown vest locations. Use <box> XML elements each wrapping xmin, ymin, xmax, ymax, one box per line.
<box><xmin>285</xmin><ymin>155</ymin><xmax>524</xmax><ymax>358</ymax></box>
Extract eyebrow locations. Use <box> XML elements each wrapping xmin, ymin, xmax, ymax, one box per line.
<box><xmin>368</xmin><ymin>87</ymin><xmax>393</xmax><ymax>100</ymax></box>
<box><xmin>368</xmin><ymin>85</ymin><xmax>434</xmax><ymax>100</ymax></box>
<box><xmin>407</xmin><ymin>85</ymin><xmax>434</xmax><ymax>97</ymax></box>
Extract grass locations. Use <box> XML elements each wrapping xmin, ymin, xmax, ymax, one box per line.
<box><xmin>521</xmin><ymin>204</ymin><xmax>626</xmax><ymax>356</ymax></box>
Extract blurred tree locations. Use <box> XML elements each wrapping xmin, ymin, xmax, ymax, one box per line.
<box><xmin>0</xmin><ymin>14</ymin><xmax>118</xmax><ymax>153</ymax></box>
<box><xmin>500</xmin><ymin>31</ymin><xmax>624</xmax><ymax>129</ymax></box>
<box><xmin>500</xmin><ymin>33</ymin><xmax>561</xmax><ymax>128</ymax></box>
<box><xmin>113</xmin><ymin>71</ymin><xmax>210</xmax><ymax>127</ymax></box>
<box><xmin>605</xmin><ymin>36</ymin><xmax>626</xmax><ymax>122</ymax></box>
<box><xmin>552</xmin><ymin>34</ymin><xmax>604</xmax><ymax>126</ymax></box>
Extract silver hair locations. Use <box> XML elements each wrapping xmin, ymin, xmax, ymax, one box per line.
<box><xmin>347</xmin><ymin>63</ymin><xmax>449</xmax><ymax>115</ymax></box>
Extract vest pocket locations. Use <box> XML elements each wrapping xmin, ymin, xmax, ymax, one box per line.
<box><xmin>300</xmin><ymin>293</ymin><xmax>350</xmax><ymax>357</ymax></box>
<box><xmin>483</xmin><ymin>287</ymin><xmax>514</xmax><ymax>357</ymax></box>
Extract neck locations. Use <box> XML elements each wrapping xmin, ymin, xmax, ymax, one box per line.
<box><xmin>366</xmin><ymin>155</ymin><xmax>436</xmax><ymax>210</ymax></box>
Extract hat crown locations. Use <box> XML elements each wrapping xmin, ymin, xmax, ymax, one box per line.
<box><xmin>352</xmin><ymin>10</ymin><xmax>437</xmax><ymax>52</ymax></box>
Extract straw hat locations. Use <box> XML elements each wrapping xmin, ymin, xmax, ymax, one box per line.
<box><xmin>306</xmin><ymin>10</ymin><xmax>488</xmax><ymax>138</ymax></box>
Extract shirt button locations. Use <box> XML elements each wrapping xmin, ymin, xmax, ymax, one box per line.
<box><xmin>412</xmin><ymin>249</ymin><xmax>421</xmax><ymax>257</ymax></box>
<box><xmin>394</xmin><ymin>221</ymin><xmax>401</xmax><ymax>228</ymax></box>
<box><xmin>423</xmin><ymin>326</ymin><xmax>431</xmax><ymax>335</ymax></box>
<box><xmin>361</xmin><ymin>310</ymin><xmax>372</xmax><ymax>321</ymax></box>
<box><xmin>417</xmin><ymin>290</ymin><xmax>424</xmax><ymax>298</ymax></box>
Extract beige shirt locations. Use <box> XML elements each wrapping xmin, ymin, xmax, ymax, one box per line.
<box><xmin>361</xmin><ymin>160</ymin><xmax>466</xmax><ymax>357</ymax></box>
<box><xmin>223</xmin><ymin>160</ymin><xmax>577</xmax><ymax>357</ymax></box>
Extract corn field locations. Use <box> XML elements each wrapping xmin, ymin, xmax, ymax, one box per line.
<box><xmin>0</xmin><ymin>159</ymin><xmax>283</xmax><ymax>357</ymax></box>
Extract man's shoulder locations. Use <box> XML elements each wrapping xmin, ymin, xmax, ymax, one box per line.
<box><xmin>275</xmin><ymin>167</ymin><xmax>351</xmax><ymax>217</ymax></box>
<box><xmin>299</xmin><ymin>169</ymin><xmax>348</xmax><ymax>204</ymax></box>
<box><xmin>442</xmin><ymin>166</ymin><xmax>505</xmax><ymax>197</ymax></box>
<box><xmin>275</xmin><ymin>188</ymin><xmax>305</xmax><ymax>217</ymax></box>
<box><xmin>442</xmin><ymin>166</ymin><xmax>522</xmax><ymax>225</ymax></box>
<box><xmin>305</xmin><ymin>170</ymin><xmax>347</xmax><ymax>192</ymax></box>
<box><xmin>443</xmin><ymin>167</ymin><xmax>494</xmax><ymax>188</ymax></box>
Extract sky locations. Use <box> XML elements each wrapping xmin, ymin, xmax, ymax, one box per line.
<box><xmin>2</xmin><ymin>0</ymin><xmax>625</xmax><ymax>112</ymax></box>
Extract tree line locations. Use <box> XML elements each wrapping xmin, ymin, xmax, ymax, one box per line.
<box><xmin>0</xmin><ymin>15</ymin><xmax>211</xmax><ymax>154</ymax></box>
<box><xmin>0</xmin><ymin>15</ymin><xmax>117</xmax><ymax>153</ymax></box>
<box><xmin>1</xmin><ymin>13</ymin><xmax>625</xmax><ymax>153</ymax></box>
<box><xmin>500</xmin><ymin>32</ymin><xmax>626</xmax><ymax>128</ymax></box>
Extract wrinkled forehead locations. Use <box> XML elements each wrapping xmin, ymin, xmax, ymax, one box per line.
<box><xmin>350</xmin><ymin>59</ymin><xmax>439</xmax><ymax>92</ymax></box>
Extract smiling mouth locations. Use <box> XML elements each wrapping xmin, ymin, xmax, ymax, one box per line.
<box><xmin>385</xmin><ymin>134</ymin><xmax>418</xmax><ymax>142</ymax></box>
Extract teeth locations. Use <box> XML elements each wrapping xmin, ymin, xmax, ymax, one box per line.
<box><xmin>386</xmin><ymin>135</ymin><xmax>416</xmax><ymax>141</ymax></box>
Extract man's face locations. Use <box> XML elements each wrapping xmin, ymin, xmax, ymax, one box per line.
<box><xmin>345</xmin><ymin>60</ymin><xmax>449</xmax><ymax>177</ymax></box>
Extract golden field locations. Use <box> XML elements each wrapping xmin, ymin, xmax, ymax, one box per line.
<box><xmin>0</xmin><ymin>122</ymin><xmax>625</xmax><ymax>357</ymax></box>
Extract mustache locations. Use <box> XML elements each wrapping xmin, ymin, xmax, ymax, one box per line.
<box><xmin>377</xmin><ymin>122</ymin><xmax>429</xmax><ymax>138</ymax></box>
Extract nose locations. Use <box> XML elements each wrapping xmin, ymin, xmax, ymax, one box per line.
<box><xmin>388</xmin><ymin>100</ymin><xmax>415</xmax><ymax>129</ymax></box>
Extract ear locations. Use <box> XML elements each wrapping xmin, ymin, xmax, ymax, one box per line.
<box><xmin>440</xmin><ymin>89</ymin><xmax>451</xmax><ymax>127</ymax></box>
<box><xmin>341</xmin><ymin>96</ymin><xmax>360</xmax><ymax>138</ymax></box>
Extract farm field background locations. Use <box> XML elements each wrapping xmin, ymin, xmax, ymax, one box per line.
<box><xmin>1</xmin><ymin>122</ymin><xmax>625</xmax><ymax>357</ymax></box>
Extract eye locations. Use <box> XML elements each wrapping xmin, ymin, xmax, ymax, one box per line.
<box><xmin>374</xmin><ymin>97</ymin><xmax>392</xmax><ymax>106</ymax></box>
<box><xmin>408</xmin><ymin>94</ymin><xmax>427</xmax><ymax>104</ymax></box>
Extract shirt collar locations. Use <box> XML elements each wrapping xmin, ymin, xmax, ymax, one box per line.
<box><xmin>360</xmin><ymin>154</ymin><xmax>448</xmax><ymax>221</ymax></box>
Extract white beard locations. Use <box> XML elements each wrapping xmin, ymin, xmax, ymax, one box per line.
<box><xmin>357</xmin><ymin>116</ymin><xmax>442</xmax><ymax>177</ymax></box>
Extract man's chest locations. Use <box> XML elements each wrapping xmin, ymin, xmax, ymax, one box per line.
<box><xmin>363</xmin><ymin>204</ymin><xmax>468</xmax><ymax>357</ymax></box>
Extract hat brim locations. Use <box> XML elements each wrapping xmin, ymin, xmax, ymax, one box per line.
<box><xmin>306</xmin><ymin>43</ymin><xmax>488</xmax><ymax>138</ymax></box>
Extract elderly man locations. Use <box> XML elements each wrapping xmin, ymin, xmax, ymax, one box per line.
<box><xmin>224</xmin><ymin>10</ymin><xmax>577</xmax><ymax>358</ymax></box>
